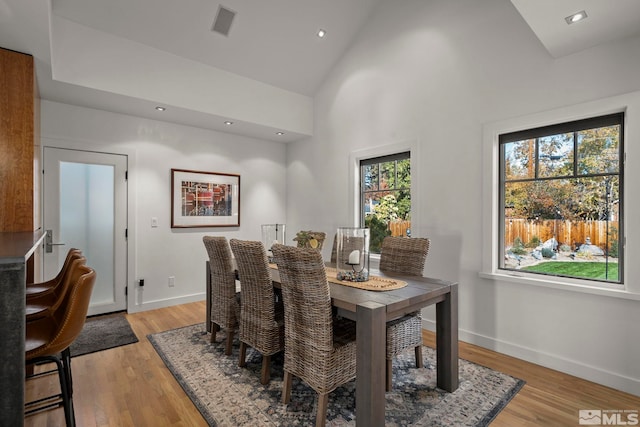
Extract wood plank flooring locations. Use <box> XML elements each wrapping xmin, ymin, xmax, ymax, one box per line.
<box><xmin>25</xmin><ymin>301</ymin><xmax>639</xmax><ymax>426</ymax></box>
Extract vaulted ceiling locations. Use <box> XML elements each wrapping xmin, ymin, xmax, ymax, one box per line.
<box><xmin>1</xmin><ymin>0</ymin><xmax>639</xmax><ymax>142</ymax></box>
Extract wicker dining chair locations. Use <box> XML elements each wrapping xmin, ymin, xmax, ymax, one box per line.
<box><xmin>380</xmin><ymin>236</ymin><xmax>430</xmax><ymax>391</ymax></box>
<box><xmin>203</xmin><ymin>236</ymin><xmax>240</xmax><ymax>355</ymax></box>
<box><xmin>229</xmin><ymin>239</ymin><xmax>284</xmax><ymax>385</ymax></box>
<box><xmin>271</xmin><ymin>244</ymin><xmax>357</xmax><ymax>427</ymax></box>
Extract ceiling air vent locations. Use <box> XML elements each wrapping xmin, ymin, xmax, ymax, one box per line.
<box><xmin>212</xmin><ymin>5</ymin><xmax>236</xmax><ymax>36</ymax></box>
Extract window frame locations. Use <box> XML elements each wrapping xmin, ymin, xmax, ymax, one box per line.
<box><xmin>349</xmin><ymin>141</ymin><xmax>419</xmax><ymax>258</ymax></box>
<box><xmin>359</xmin><ymin>151</ymin><xmax>411</xmax><ymax>228</ymax></box>
<box><xmin>480</xmin><ymin>93</ymin><xmax>640</xmax><ymax>299</ymax></box>
<box><xmin>498</xmin><ymin>113</ymin><xmax>624</xmax><ymax>285</ymax></box>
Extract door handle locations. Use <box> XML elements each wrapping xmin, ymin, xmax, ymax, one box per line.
<box><xmin>45</xmin><ymin>229</ymin><xmax>66</xmax><ymax>253</ymax></box>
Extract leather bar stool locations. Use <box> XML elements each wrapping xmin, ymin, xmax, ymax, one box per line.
<box><xmin>25</xmin><ymin>264</ymin><xmax>96</xmax><ymax>427</ymax></box>
<box><xmin>26</xmin><ymin>256</ymin><xmax>86</xmax><ymax>322</ymax></box>
<box><xmin>26</xmin><ymin>249</ymin><xmax>82</xmax><ymax>300</ymax></box>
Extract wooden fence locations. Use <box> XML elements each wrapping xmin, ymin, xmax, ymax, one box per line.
<box><xmin>505</xmin><ymin>219</ymin><xmax>619</xmax><ymax>250</ymax></box>
<box><xmin>389</xmin><ymin>220</ymin><xmax>411</xmax><ymax>237</ymax></box>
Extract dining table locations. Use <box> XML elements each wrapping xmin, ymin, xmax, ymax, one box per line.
<box><xmin>205</xmin><ymin>260</ymin><xmax>459</xmax><ymax>427</ymax></box>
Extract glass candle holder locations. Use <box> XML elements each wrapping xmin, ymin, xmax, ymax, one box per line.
<box><xmin>262</xmin><ymin>224</ymin><xmax>286</xmax><ymax>261</ymax></box>
<box><xmin>336</xmin><ymin>227</ymin><xmax>370</xmax><ymax>282</ymax></box>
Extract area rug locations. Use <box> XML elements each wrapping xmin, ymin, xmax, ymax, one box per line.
<box><xmin>149</xmin><ymin>324</ymin><xmax>524</xmax><ymax>426</ymax></box>
<box><xmin>70</xmin><ymin>312</ymin><xmax>139</xmax><ymax>357</ymax></box>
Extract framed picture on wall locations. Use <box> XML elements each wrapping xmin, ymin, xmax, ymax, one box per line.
<box><xmin>171</xmin><ymin>168</ymin><xmax>240</xmax><ymax>228</ymax></box>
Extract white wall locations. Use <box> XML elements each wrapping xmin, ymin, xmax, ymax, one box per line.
<box><xmin>286</xmin><ymin>0</ymin><xmax>640</xmax><ymax>395</ymax></box>
<box><xmin>41</xmin><ymin>100</ymin><xmax>287</xmax><ymax>312</ymax></box>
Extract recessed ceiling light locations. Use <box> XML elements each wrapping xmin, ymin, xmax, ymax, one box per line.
<box><xmin>224</xmin><ymin>121</ymin><xmax>234</xmax><ymax>125</ymax></box>
<box><xmin>317</xmin><ymin>29</ymin><xmax>326</xmax><ymax>38</ymax></box>
<box><xmin>565</xmin><ymin>10</ymin><xmax>587</xmax><ymax>25</ymax></box>
<box><xmin>155</xmin><ymin>106</ymin><xmax>166</xmax><ymax>111</ymax></box>
<box><xmin>276</xmin><ymin>131</ymin><xmax>284</xmax><ymax>136</ymax></box>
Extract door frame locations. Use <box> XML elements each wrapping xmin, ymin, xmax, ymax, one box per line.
<box><xmin>40</xmin><ymin>137</ymin><xmax>138</xmax><ymax>313</ymax></box>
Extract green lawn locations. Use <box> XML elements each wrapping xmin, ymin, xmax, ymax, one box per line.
<box><xmin>521</xmin><ymin>261</ymin><xmax>619</xmax><ymax>281</ymax></box>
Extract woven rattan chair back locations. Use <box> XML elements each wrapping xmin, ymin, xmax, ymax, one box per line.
<box><xmin>379</xmin><ymin>236</ymin><xmax>430</xmax><ymax>276</ymax></box>
<box><xmin>203</xmin><ymin>236</ymin><xmax>239</xmax><ymax>353</ymax></box>
<box><xmin>230</xmin><ymin>239</ymin><xmax>284</xmax><ymax>384</ymax></box>
<box><xmin>272</xmin><ymin>244</ymin><xmax>334</xmax><ymax>354</ymax></box>
<box><xmin>271</xmin><ymin>243</ymin><xmax>356</xmax><ymax>427</ymax></box>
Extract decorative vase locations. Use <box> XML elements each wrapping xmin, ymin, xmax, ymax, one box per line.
<box><xmin>336</xmin><ymin>227</ymin><xmax>370</xmax><ymax>282</ymax></box>
<box><xmin>261</xmin><ymin>224</ymin><xmax>286</xmax><ymax>260</ymax></box>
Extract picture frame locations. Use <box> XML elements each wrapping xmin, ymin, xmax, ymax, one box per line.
<box><xmin>171</xmin><ymin>168</ymin><xmax>240</xmax><ymax>228</ymax></box>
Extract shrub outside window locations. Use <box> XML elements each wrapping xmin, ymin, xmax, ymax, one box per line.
<box><xmin>499</xmin><ymin>113</ymin><xmax>623</xmax><ymax>284</ymax></box>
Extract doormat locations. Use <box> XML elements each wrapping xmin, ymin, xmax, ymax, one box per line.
<box><xmin>70</xmin><ymin>312</ymin><xmax>138</xmax><ymax>357</ymax></box>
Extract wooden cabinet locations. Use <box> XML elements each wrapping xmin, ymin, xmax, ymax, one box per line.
<box><xmin>0</xmin><ymin>46</ymin><xmax>40</xmax><ymax>285</ymax></box>
<box><xmin>0</xmin><ymin>46</ymin><xmax>41</xmax><ymax>426</ymax></box>
<box><xmin>0</xmin><ymin>47</ymin><xmax>39</xmax><ymax>233</ymax></box>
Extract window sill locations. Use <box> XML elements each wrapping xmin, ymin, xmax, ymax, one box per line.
<box><xmin>478</xmin><ymin>271</ymin><xmax>640</xmax><ymax>301</ymax></box>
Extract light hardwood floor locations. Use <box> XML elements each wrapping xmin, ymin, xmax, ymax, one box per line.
<box><xmin>25</xmin><ymin>301</ymin><xmax>639</xmax><ymax>426</ymax></box>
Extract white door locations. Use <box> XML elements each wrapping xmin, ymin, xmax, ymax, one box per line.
<box><xmin>43</xmin><ymin>147</ymin><xmax>128</xmax><ymax>315</ymax></box>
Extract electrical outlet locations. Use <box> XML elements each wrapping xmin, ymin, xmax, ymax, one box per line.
<box><xmin>168</xmin><ymin>276</ymin><xmax>175</xmax><ymax>287</ymax></box>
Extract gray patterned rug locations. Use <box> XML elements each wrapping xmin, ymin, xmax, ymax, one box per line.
<box><xmin>149</xmin><ymin>324</ymin><xmax>524</xmax><ymax>426</ymax></box>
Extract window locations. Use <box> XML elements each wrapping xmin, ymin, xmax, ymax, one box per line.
<box><xmin>360</xmin><ymin>152</ymin><xmax>411</xmax><ymax>253</ymax></box>
<box><xmin>499</xmin><ymin>113</ymin><xmax>623</xmax><ymax>284</ymax></box>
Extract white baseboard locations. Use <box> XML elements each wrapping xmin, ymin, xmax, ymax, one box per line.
<box><xmin>127</xmin><ymin>292</ymin><xmax>205</xmax><ymax>314</ymax></box>
<box><xmin>421</xmin><ymin>318</ymin><xmax>640</xmax><ymax>397</ymax></box>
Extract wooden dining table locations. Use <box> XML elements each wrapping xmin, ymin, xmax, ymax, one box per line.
<box><xmin>205</xmin><ymin>261</ymin><xmax>459</xmax><ymax>427</ymax></box>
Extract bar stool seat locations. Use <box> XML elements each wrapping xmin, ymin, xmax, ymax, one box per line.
<box><xmin>26</xmin><ymin>249</ymin><xmax>83</xmax><ymax>300</ymax></box>
<box><xmin>26</xmin><ymin>257</ymin><xmax>86</xmax><ymax>323</ymax></box>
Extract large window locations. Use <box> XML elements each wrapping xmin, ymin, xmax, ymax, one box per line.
<box><xmin>360</xmin><ymin>152</ymin><xmax>411</xmax><ymax>253</ymax></box>
<box><xmin>499</xmin><ymin>113</ymin><xmax>623</xmax><ymax>284</ymax></box>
